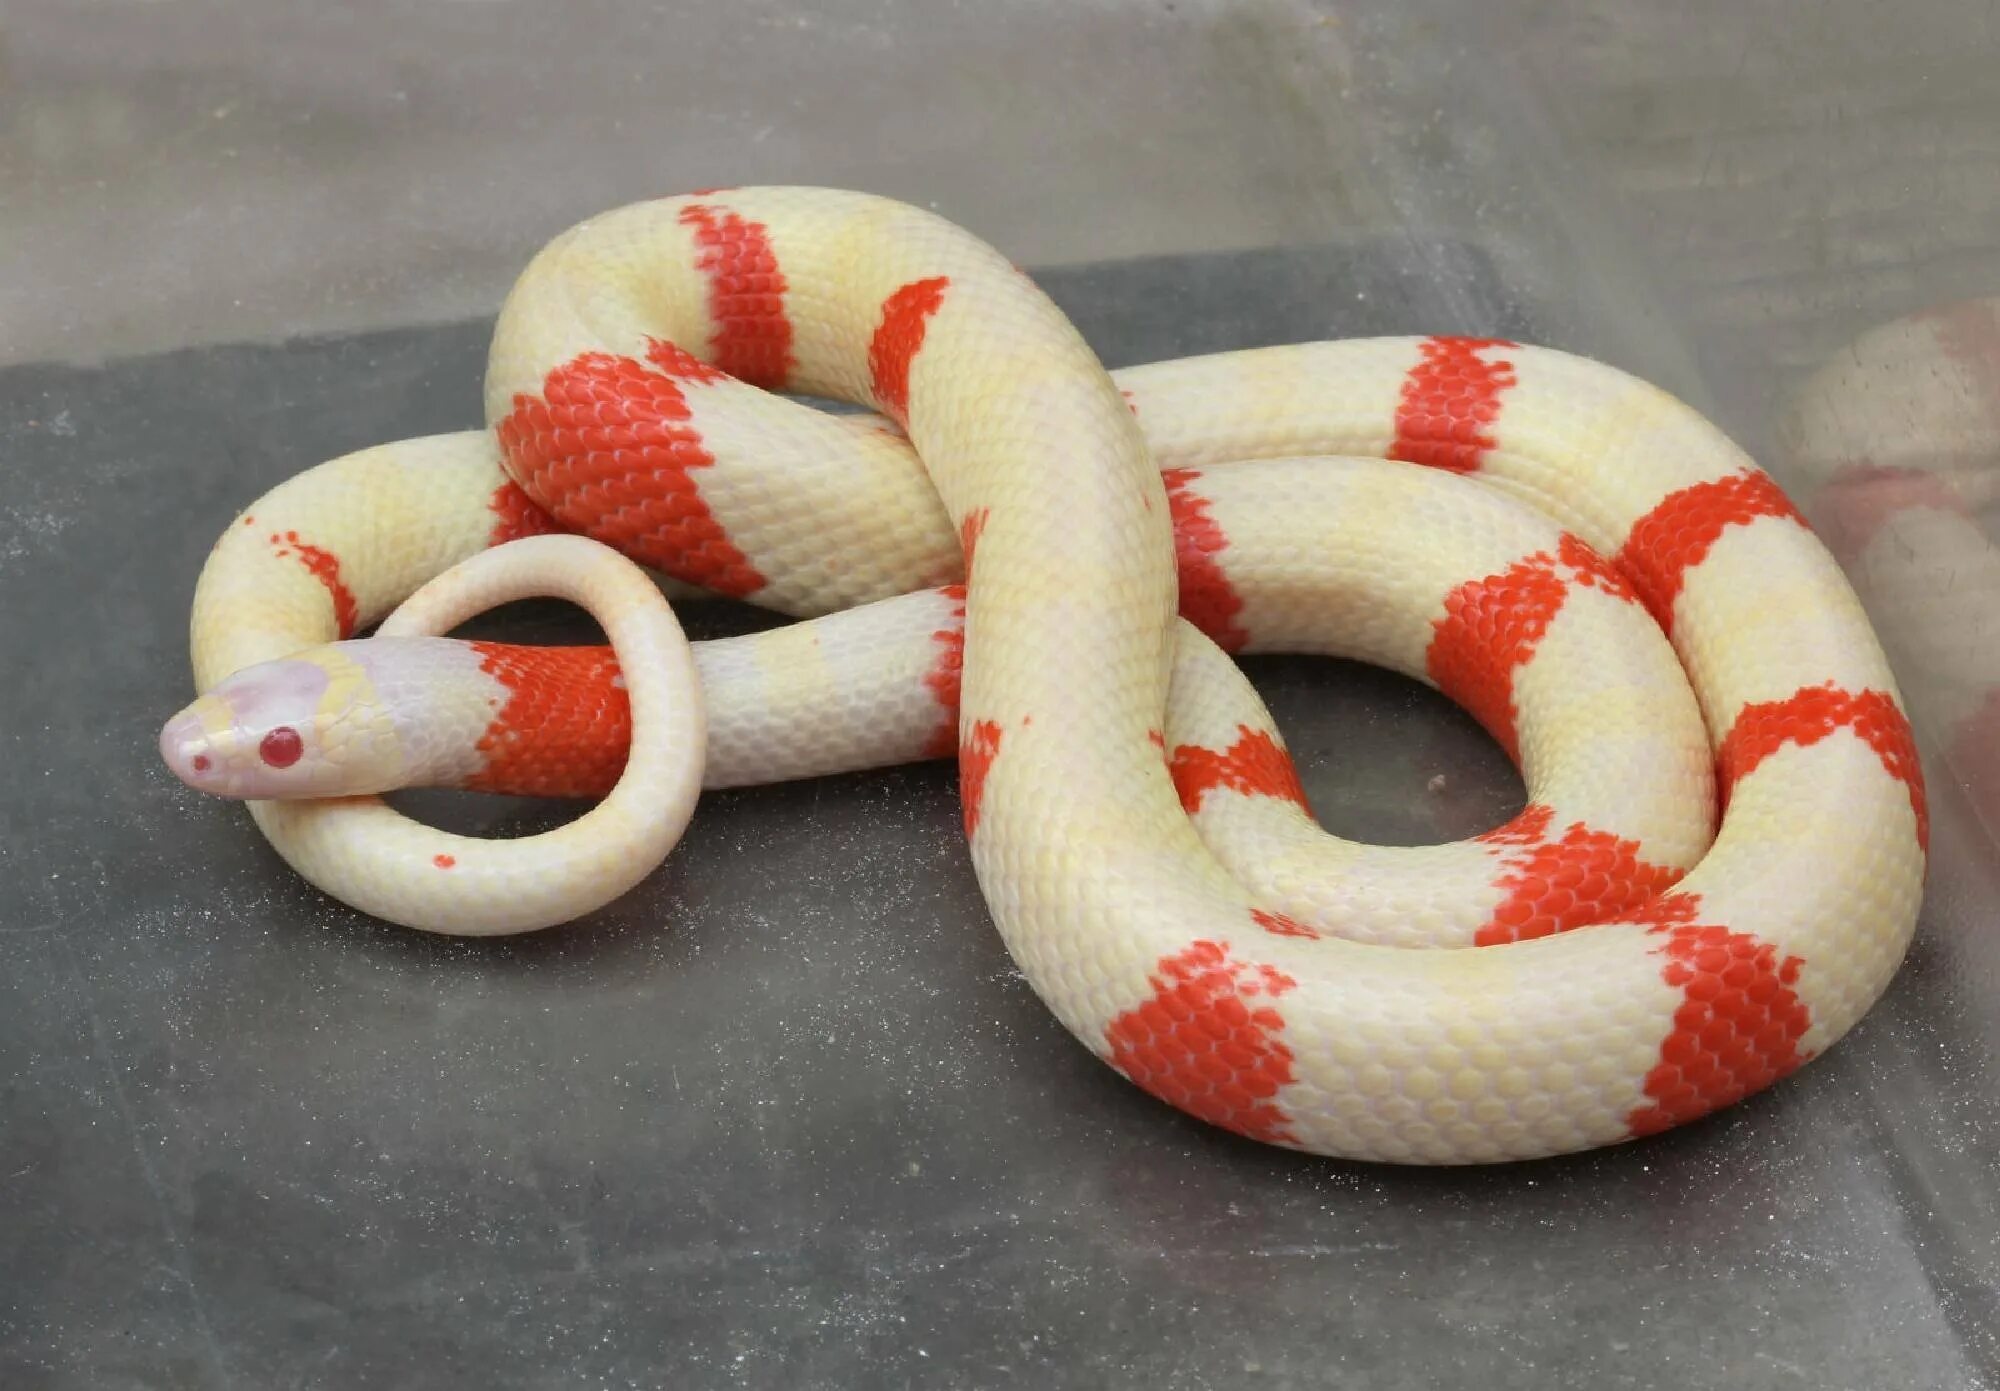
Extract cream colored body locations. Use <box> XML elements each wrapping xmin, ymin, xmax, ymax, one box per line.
<box><xmin>176</xmin><ymin>189</ymin><xmax>1925</xmax><ymax>1163</ymax></box>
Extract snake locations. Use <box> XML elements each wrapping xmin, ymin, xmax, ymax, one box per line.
<box><xmin>1780</xmin><ymin>296</ymin><xmax>2000</xmax><ymax>841</ymax></box>
<box><xmin>158</xmin><ymin>187</ymin><xmax>1928</xmax><ymax>1164</ymax></box>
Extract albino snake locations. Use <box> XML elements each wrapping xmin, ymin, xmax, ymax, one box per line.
<box><xmin>160</xmin><ymin>187</ymin><xmax>1927</xmax><ymax>1164</ymax></box>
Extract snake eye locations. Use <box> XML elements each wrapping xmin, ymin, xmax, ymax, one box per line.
<box><xmin>259</xmin><ymin>726</ymin><xmax>304</xmax><ymax>769</ymax></box>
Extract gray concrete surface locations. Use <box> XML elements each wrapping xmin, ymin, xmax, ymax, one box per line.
<box><xmin>10</xmin><ymin>234</ymin><xmax>1998</xmax><ymax>1391</ymax></box>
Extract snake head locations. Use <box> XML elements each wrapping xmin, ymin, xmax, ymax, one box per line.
<box><xmin>158</xmin><ymin>646</ymin><xmax>404</xmax><ymax>799</ymax></box>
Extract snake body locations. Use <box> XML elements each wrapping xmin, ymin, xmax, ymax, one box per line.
<box><xmin>163</xmin><ymin>188</ymin><xmax>1927</xmax><ymax>1163</ymax></box>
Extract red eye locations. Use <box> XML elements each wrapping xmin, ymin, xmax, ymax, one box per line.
<box><xmin>190</xmin><ymin>754</ymin><xmax>212</xmax><ymax>773</ymax></box>
<box><xmin>259</xmin><ymin>726</ymin><xmax>304</xmax><ymax>768</ymax></box>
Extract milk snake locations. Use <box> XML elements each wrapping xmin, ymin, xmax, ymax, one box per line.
<box><xmin>161</xmin><ymin>188</ymin><xmax>1927</xmax><ymax>1163</ymax></box>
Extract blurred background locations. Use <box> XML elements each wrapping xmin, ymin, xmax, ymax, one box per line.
<box><xmin>6</xmin><ymin>2</ymin><xmax>2000</xmax><ymax>1387</ymax></box>
<box><xmin>14</xmin><ymin>2</ymin><xmax>1995</xmax><ymax>393</ymax></box>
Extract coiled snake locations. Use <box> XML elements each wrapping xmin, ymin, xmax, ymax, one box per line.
<box><xmin>160</xmin><ymin>188</ymin><xmax>1927</xmax><ymax>1164</ymax></box>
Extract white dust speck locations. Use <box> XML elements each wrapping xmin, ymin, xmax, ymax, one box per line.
<box><xmin>0</xmin><ymin>507</ymin><xmax>76</xmax><ymax>573</ymax></box>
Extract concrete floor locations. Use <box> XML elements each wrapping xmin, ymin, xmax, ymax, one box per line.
<box><xmin>6</xmin><ymin>2</ymin><xmax>2000</xmax><ymax>1387</ymax></box>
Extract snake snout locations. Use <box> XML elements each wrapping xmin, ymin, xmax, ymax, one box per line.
<box><xmin>159</xmin><ymin>657</ymin><xmax>339</xmax><ymax>798</ymax></box>
<box><xmin>159</xmin><ymin>705</ymin><xmax>227</xmax><ymax>792</ymax></box>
